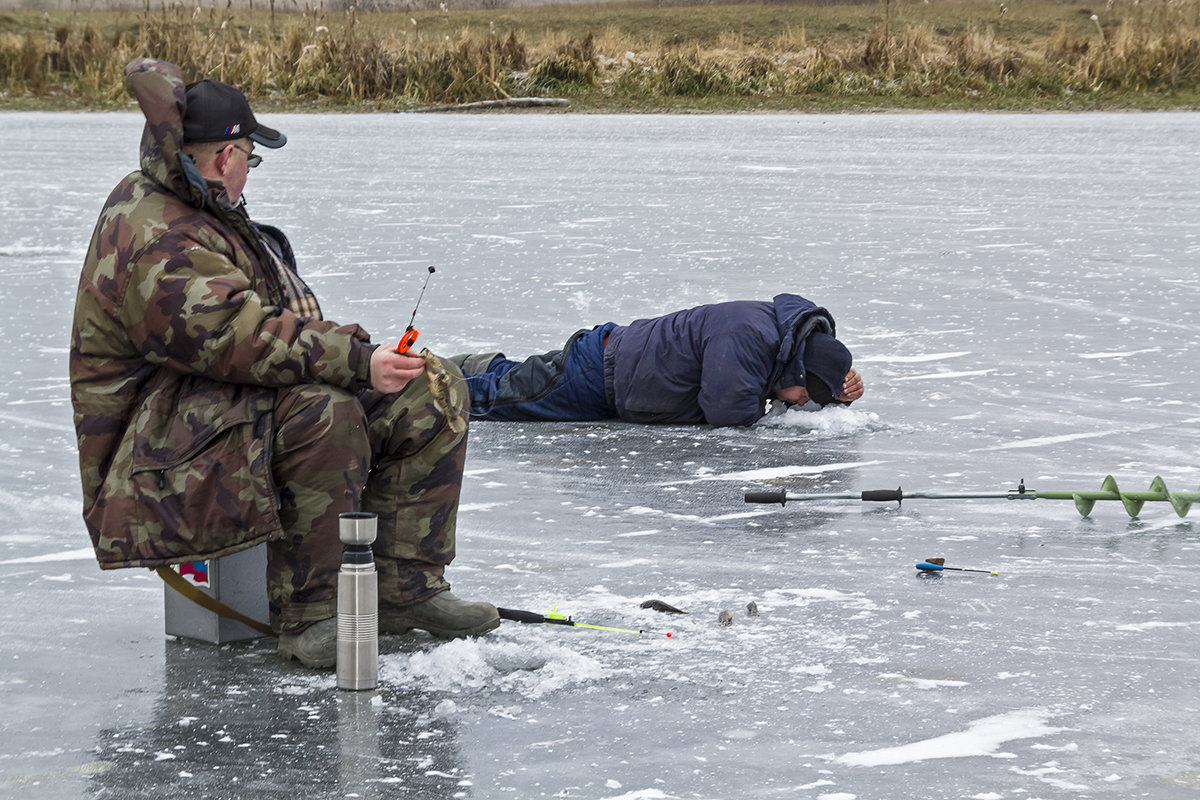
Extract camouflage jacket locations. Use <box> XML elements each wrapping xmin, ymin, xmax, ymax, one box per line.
<box><xmin>70</xmin><ymin>58</ymin><xmax>375</xmax><ymax>570</ymax></box>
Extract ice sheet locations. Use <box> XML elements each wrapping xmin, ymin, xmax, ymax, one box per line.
<box><xmin>1</xmin><ymin>111</ymin><xmax>1198</xmax><ymax>799</ymax></box>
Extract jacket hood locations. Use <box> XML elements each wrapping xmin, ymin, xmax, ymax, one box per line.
<box><xmin>772</xmin><ymin>293</ymin><xmax>845</xmax><ymax>395</ymax></box>
<box><xmin>125</xmin><ymin>57</ymin><xmax>209</xmax><ymax>209</ymax></box>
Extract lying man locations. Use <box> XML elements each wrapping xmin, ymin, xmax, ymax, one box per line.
<box><xmin>451</xmin><ymin>293</ymin><xmax>864</xmax><ymax>428</ymax></box>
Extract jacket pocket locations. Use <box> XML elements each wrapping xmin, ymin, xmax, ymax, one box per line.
<box><xmin>126</xmin><ymin>378</ymin><xmax>280</xmax><ymax>560</ymax></box>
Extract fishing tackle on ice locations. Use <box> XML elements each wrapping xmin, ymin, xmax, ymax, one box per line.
<box><xmin>497</xmin><ymin>606</ymin><xmax>672</xmax><ymax>637</ymax></box>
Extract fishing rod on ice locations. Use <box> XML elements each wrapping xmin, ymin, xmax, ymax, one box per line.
<box><xmin>497</xmin><ymin>607</ymin><xmax>673</xmax><ymax>637</ymax></box>
<box><xmin>744</xmin><ymin>475</ymin><xmax>1199</xmax><ymax>519</ymax></box>
<box><xmin>915</xmin><ymin>558</ymin><xmax>998</xmax><ymax>576</ymax></box>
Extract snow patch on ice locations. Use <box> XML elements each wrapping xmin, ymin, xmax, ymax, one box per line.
<box><xmin>567</xmin><ymin>291</ymin><xmax>596</xmax><ymax>314</ymax></box>
<box><xmin>767</xmin><ymin>587</ymin><xmax>877</xmax><ymax>611</ymax></box>
<box><xmin>757</xmin><ymin>405</ymin><xmax>882</xmax><ymax>438</ymax></box>
<box><xmin>879</xmin><ymin>673</ymin><xmax>969</xmax><ymax>690</ymax></box>
<box><xmin>459</xmin><ymin>502</ymin><xmax>506</xmax><ymax>513</ymax></box>
<box><xmin>838</xmin><ymin>709</ymin><xmax>1063</xmax><ymax>767</ymax></box>
<box><xmin>598</xmin><ymin>558</ymin><xmax>656</xmax><ymax>569</ymax></box>
<box><xmin>597</xmin><ymin>790</ymin><xmax>676</xmax><ymax>800</ymax></box>
<box><xmin>381</xmin><ymin>636</ymin><xmax>608</xmax><ymax>698</ymax></box>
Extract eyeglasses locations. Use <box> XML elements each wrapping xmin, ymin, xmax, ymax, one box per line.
<box><xmin>230</xmin><ymin>143</ymin><xmax>261</xmax><ymax>169</ymax></box>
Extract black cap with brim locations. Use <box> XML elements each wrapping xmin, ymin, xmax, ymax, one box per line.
<box><xmin>802</xmin><ymin>331</ymin><xmax>853</xmax><ymax>407</ymax></box>
<box><xmin>183</xmin><ymin>79</ymin><xmax>287</xmax><ymax>149</ymax></box>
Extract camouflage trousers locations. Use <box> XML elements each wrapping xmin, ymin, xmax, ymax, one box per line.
<box><xmin>268</xmin><ymin>355</ymin><xmax>469</xmax><ymax>633</ymax></box>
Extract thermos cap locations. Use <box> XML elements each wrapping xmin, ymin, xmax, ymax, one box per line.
<box><xmin>338</xmin><ymin>512</ymin><xmax>378</xmax><ymax>546</ymax></box>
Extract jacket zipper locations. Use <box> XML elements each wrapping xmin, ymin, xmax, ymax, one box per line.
<box><xmin>256</xmin><ymin>411</ymin><xmax>282</xmax><ymax>511</ymax></box>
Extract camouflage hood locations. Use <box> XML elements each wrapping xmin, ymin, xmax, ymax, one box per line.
<box><xmin>126</xmin><ymin>57</ymin><xmax>209</xmax><ymax>210</ymax></box>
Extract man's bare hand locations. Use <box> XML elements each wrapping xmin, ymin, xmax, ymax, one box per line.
<box><xmin>842</xmin><ymin>368</ymin><xmax>865</xmax><ymax>402</ymax></box>
<box><xmin>370</xmin><ymin>347</ymin><xmax>425</xmax><ymax>394</ymax></box>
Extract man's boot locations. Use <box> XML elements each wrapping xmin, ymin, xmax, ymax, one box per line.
<box><xmin>278</xmin><ymin>617</ymin><xmax>337</xmax><ymax>668</ymax></box>
<box><xmin>380</xmin><ymin>591</ymin><xmax>500</xmax><ymax>639</ymax></box>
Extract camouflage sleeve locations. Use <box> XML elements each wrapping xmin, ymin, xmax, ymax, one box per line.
<box><xmin>121</xmin><ymin>230</ymin><xmax>373</xmax><ymax>389</ymax></box>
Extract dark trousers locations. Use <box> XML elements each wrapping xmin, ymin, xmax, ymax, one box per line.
<box><xmin>462</xmin><ymin>323</ymin><xmax>618</xmax><ymax>421</ymax></box>
<box><xmin>267</xmin><ymin>359</ymin><xmax>468</xmax><ymax>632</ymax></box>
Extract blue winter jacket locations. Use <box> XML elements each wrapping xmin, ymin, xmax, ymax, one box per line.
<box><xmin>603</xmin><ymin>294</ymin><xmax>837</xmax><ymax>427</ymax></box>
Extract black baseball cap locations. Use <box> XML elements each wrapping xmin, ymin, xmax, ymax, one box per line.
<box><xmin>802</xmin><ymin>331</ymin><xmax>852</xmax><ymax>406</ymax></box>
<box><xmin>182</xmin><ymin>79</ymin><xmax>286</xmax><ymax>148</ymax></box>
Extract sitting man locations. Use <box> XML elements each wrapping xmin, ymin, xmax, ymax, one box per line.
<box><xmin>451</xmin><ymin>293</ymin><xmax>864</xmax><ymax>427</ymax></box>
<box><xmin>70</xmin><ymin>58</ymin><xmax>499</xmax><ymax>669</ymax></box>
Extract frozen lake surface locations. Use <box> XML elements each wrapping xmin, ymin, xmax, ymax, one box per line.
<box><xmin>1</xmin><ymin>111</ymin><xmax>1198</xmax><ymax>799</ymax></box>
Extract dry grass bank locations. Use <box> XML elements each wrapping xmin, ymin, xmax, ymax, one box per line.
<box><xmin>1</xmin><ymin>0</ymin><xmax>1198</xmax><ymax>111</ymax></box>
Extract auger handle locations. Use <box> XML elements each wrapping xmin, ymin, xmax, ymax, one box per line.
<box><xmin>744</xmin><ymin>490</ymin><xmax>788</xmax><ymax>505</ymax></box>
<box><xmin>862</xmin><ymin>488</ymin><xmax>903</xmax><ymax>503</ymax></box>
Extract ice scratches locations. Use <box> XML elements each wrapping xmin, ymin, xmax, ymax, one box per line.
<box><xmin>621</xmin><ymin>505</ymin><xmax>776</xmax><ymax>525</ymax></box>
<box><xmin>856</xmin><ymin>351</ymin><xmax>971</xmax><ymax>363</ymax></box>
<box><xmin>967</xmin><ymin>424</ymin><xmax>1164</xmax><ymax>452</ymax></box>
<box><xmin>597</xmin><ymin>790</ymin><xmax>677</xmax><ymax>800</ymax></box>
<box><xmin>0</xmin><ymin>244</ymin><xmax>73</xmax><ymax>257</ymax></box>
<box><xmin>673</xmin><ymin>459</ymin><xmax>886</xmax><ymax>484</ymax></box>
<box><xmin>854</xmin><ymin>327</ymin><xmax>976</xmax><ymax>340</ymax></box>
<box><xmin>0</xmin><ymin>410</ymin><xmax>74</xmax><ymax>434</ymax></box>
<box><xmin>0</xmin><ymin>546</ymin><xmax>94</xmax><ymax>565</ymax></box>
<box><xmin>1079</xmin><ymin>347</ymin><xmax>1162</xmax><ymax>359</ymax></box>
<box><xmin>893</xmin><ymin>368</ymin><xmax>996</xmax><ymax>381</ymax></box>
<box><xmin>837</xmin><ymin>708</ymin><xmax>1063</xmax><ymax>767</ymax></box>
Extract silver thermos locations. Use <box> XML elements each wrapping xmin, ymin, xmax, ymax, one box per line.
<box><xmin>336</xmin><ymin>512</ymin><xmax>378</xmax><ymax>691</ymax></box>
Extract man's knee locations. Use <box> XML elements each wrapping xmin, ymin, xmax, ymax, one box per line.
<box><xmin>362</xmin><ymin>355</ymin><xmax>469</xmax><ymax>459</ymax></box>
